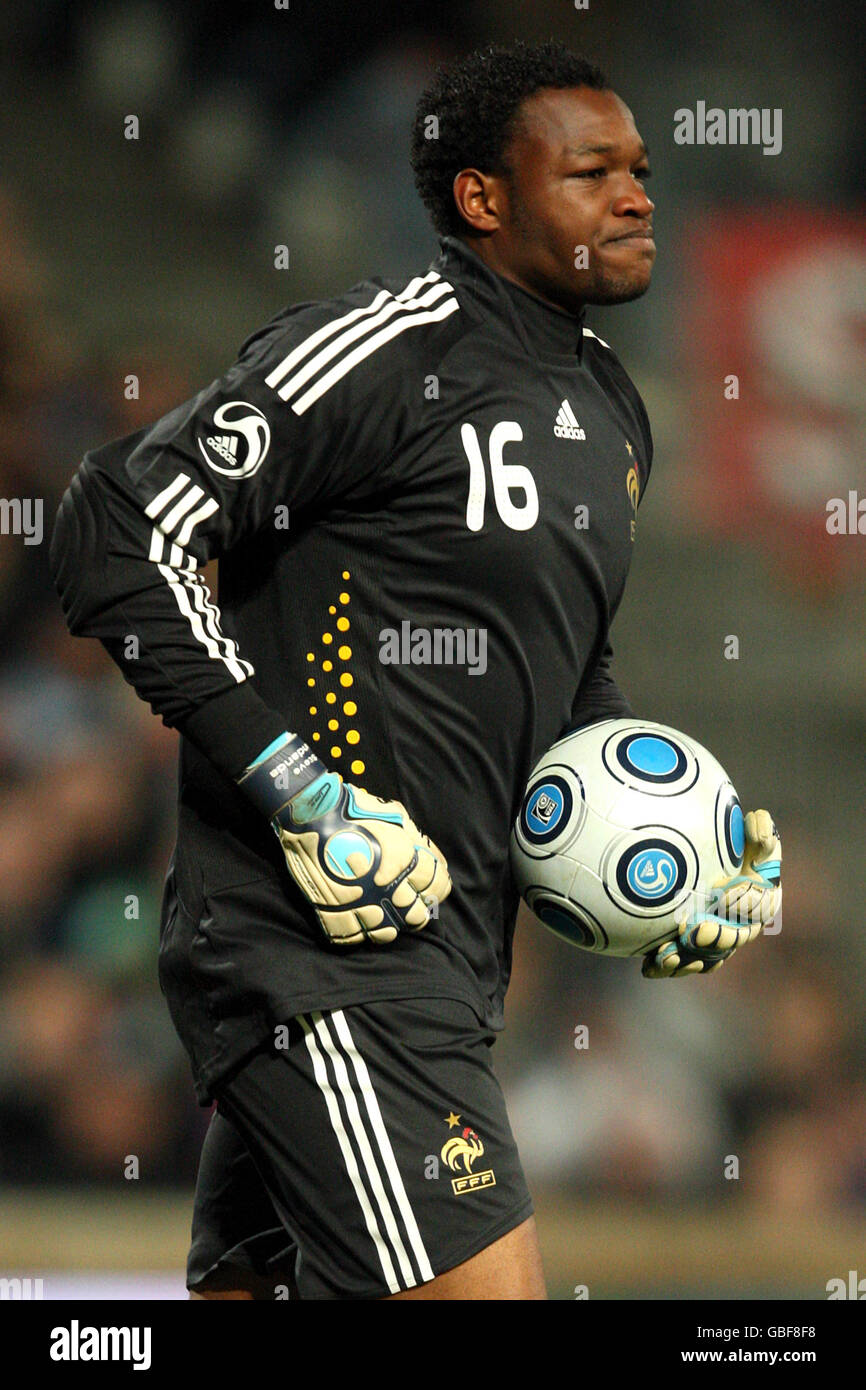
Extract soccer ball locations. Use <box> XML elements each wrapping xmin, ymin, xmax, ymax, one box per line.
<box><xmin>510</xmin><ymin>718</ymin><xmax>745</xmax><ymax>957</ymax></box>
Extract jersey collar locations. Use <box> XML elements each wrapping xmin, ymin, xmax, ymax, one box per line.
<box><xmin>433</xmin><ymin>236</ymin><xmax>587</xmax><ymax>365</ymax></box>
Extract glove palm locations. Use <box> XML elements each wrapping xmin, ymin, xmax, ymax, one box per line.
<box><xmin>642</xmin><ymin>809</ymin><xmax>781</xmax><ymax>979</ymax></box>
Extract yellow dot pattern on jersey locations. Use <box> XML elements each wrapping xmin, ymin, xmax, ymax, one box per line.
<box><xmin>303</xmin><ymin>571</ymin><xmax>361</xmax><ymax>769</ymax></box>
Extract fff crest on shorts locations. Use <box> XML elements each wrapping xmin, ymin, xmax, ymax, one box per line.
<box><xmin>440</xmin><ymin>1115</ymin><xmax>496</xmax><ymax>1196</ymax></box>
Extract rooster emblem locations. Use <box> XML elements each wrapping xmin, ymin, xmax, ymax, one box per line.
<box><xmin>626</xmin><ymin>462</ymin><xmax>640</xmax><ymax>512</ymax></box>
<box><xmin>441</xmin><ymin>1126</ymin><xmax>485</xmax><ymax>1175</ymax></box>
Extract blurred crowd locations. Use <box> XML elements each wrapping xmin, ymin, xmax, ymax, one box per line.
<box><xmin>0</xmin><ymin>187</ymin><xmax>205</xmax><ymax>1183</ymax></box>
<box><xmin>500</xmin><ymin>888</ymin><xmax>866</xmax><ymax>1213</ymax></box>
<box><xmin>0</xmin><ymin>1</ymin><xmax>864</xmax><ymax>1219</ymax></box>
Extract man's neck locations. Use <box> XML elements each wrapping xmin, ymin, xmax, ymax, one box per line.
<box><xmin>444</xmin><ymin>236</ymin><xmax>585</xmax><ymax>357</ymax></box>
<box><xmin>455</xmin><ymin>237</ymin><xmax>583</xmax><ymax>321</ymax></box>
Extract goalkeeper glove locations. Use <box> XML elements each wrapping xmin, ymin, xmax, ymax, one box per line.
<box><xmin>642</xmin><ymin>809</ymin><xmax>781</xmax><ymax>979</ymax></box>
<box><xmin>237</xmin><ymin>733</ymin><xmax>451</xmax><ymax>946</ymax></box>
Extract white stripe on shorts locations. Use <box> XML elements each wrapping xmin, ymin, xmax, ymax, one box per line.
<box><xmin>330</xmin><ymin>1009</ymin><xmax>434</xmax><ymax>1283</ymax></box>
<box><xmin>299</xmin><ymin>1009</ymin><xmax>434</xmax><ymax>1291</ymax></box>
<box><xmin>298</xmin><ymin>1012</ymin><xmax>401</xmax><ymax>1294</ymax></box>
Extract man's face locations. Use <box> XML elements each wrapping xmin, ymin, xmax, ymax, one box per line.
<box><xmin>493</xmin><ymin>86</ymin><xmax>655</xmax><ymax>314</ymax></box>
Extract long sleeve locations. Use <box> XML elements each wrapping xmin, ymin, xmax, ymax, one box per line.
<box><xmin>567</xmin><ymin>639</ymin><xmax>633</xmax><ymax>732</ymax></box>
<box><xmin>566</xmin><ymin>371</ymin><xmax>651</xmax><ymax>735</ymax></box>
<box><xmin>49</xmin><ymin>289</ymin><xmax>440</xmax><ymax>776</ymax></box>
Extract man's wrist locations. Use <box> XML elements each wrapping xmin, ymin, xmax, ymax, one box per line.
<box><xmin>236</xmin><ymin>732</ymin><xmax>329</xmax><ymax>822</ymax></box>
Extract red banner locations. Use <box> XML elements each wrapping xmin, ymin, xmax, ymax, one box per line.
<box><xmin>683</xmin><ymin>208</ymin><xmax>866</xmax><ymax>588</ymax></box>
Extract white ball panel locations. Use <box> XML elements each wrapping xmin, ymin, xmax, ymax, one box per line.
<box><xmin>510</xmin><ymin>719</ymin><xmax>742</xmax><ymax>958</ymax></box>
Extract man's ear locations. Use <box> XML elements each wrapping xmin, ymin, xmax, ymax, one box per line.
<box><xmin>452</xmin><ymin>168</ymin><xmax>505</xmax><ymax>235</ymax></box>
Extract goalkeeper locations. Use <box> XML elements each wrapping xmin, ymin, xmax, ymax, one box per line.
<box><xmin>50</xmin><ymin>41</ymin><xmax>780</xmax><ymax>1301</ymax></box>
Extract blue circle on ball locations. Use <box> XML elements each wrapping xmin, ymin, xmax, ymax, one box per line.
<box><xmin>729</xmin><ymin>803</ymin><xmax>745</xmax><ymax>860</ymax></box>
<box><xmin>525</xmin><ymin>782</ymin><xmax>564</xmax><ymax>835</ymax></box>
<box><xmin>613</xmin><ymin>733</ymin><xmax>688</xmax><ymax>785</ymax></box>
<box><xmin>615</xmin><ymin>838</ymin><xmax>688</xmax><ymax>908</ymax></box>
<box><xmin>521</xmin><ymin>776</ymin><xmax>573</xmax><ymax>845</ymax></box>
<box><xmin>626</xmin><ymin>736</ymin><xmax>680</xmax><ymax>776</ymax></box>
<box><xmin>537</xmin><ymin>902</ymin><xmax>594</xmax><ymax>948</ymax></box>
<box><xmin>625</xmin><ymin>847</ymin><xmax>678</xmax><ymax>899</ymax></box>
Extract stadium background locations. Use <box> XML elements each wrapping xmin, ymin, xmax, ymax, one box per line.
<box><xmin>0</xmin><ymin>0</ymin><xmax>863</xmax><ymax>1301</ymax></box>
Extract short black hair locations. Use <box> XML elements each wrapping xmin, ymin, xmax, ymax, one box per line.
<box><xmin>410</xmin><ymin>39</ymin><xmax>608</xmax><ymax>239</ymax></box>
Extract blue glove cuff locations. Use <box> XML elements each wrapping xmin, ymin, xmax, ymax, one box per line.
<box><xmin>236</xmin><ymin>732</ymin><xmax>329</xmax><ymax>822</ymax></box>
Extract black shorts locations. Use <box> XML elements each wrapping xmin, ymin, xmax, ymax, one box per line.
<box><xmin>187</xmin><ymin>996</ymin><xmax>533</xmax><ymax>1300</ymax></box>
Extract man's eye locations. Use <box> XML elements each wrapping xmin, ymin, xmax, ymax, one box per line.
<box><xmin>571</xmin><ymin>168</ymin><xmax>606</xmax><ymax>178</ymax></box>
<box><xmin>633</xmin><ymin>167</ymin><xmax>652</xmax><ymax>180</ymax></box>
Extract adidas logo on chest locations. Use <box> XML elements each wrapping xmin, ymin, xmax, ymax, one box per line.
<box><xmin>554</xmin><ymin>400</ymin><xmax>585</xmax><ymax>440</ymax></box>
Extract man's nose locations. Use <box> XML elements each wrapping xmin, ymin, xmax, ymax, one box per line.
<box><xmin>611</xmin><ymin>181</ymin><xmax>654</xmax><ymax>218</ymax></box>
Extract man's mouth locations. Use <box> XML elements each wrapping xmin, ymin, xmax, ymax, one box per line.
<box><xmin>605</xmin><ymin>226</ymin><xmax>655</xmax><ymax>245</ymax></box>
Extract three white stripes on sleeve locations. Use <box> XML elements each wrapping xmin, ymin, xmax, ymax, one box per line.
<box><xmin>144</xmin><ymin>474</ymin><xmax>252</xmax><ymax>683</ymax></box>
<box><xmin>141</xmin><ymin>272</ymin><xmax>459</xmax><ymax>682</ymax></box>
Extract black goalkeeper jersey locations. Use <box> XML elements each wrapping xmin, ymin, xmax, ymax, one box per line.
<box><xmin>51</xmin><ymin>236</ymin><xmax>652</xmax><ymax>1103</ymax></box>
